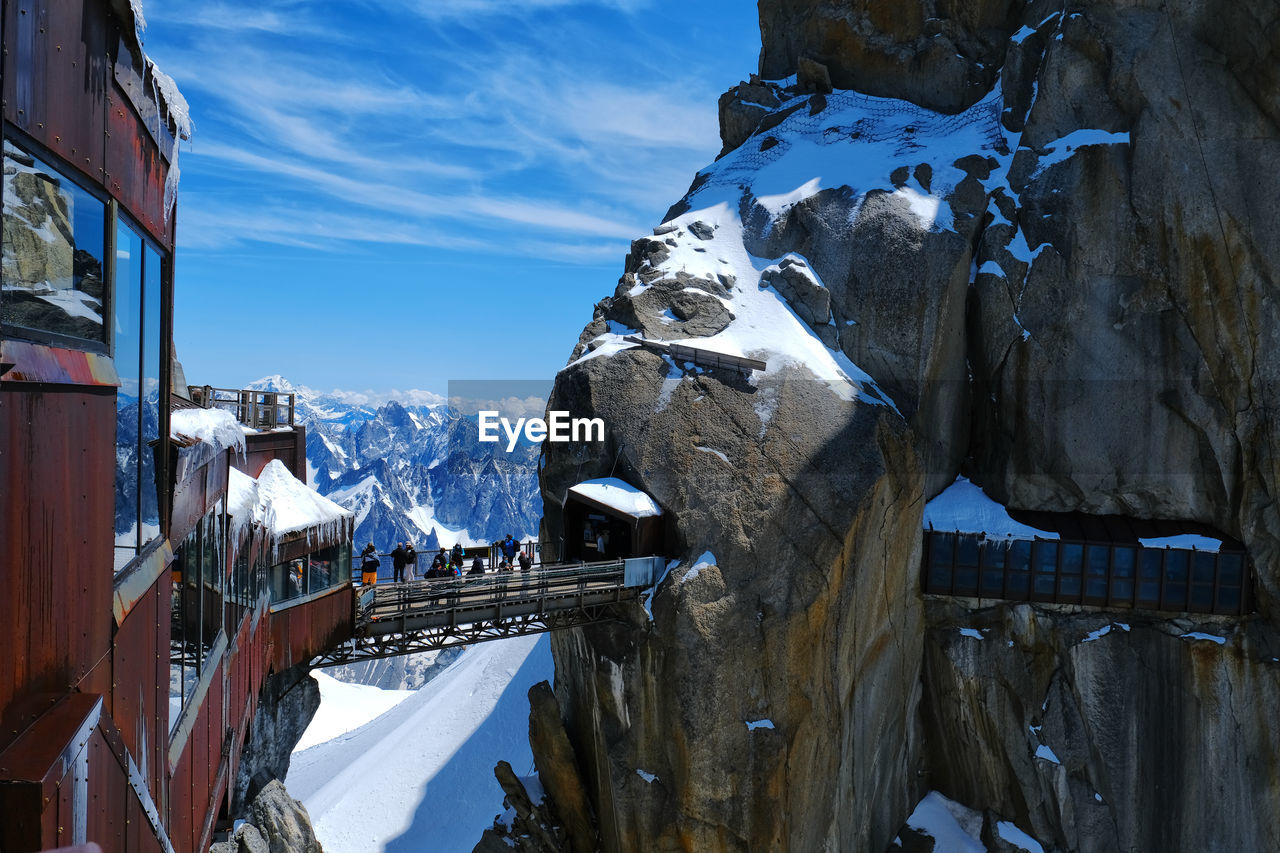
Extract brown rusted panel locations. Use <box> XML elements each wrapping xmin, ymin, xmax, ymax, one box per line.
<box><xmin>187</xmin><ymin>696</ymin><xmax>211</xmax><ymax>853</ymax></box>
<box><xmin>153</xmin><ymin>579</ymin><xmax>170</xmax><ymax>804</ymax></box>
<box><xmin>168</xmin><ymin>460</ymin><xmax>208</xmax><ymax>548</ymax></box>
<box><xmin>169</xmin><ymin>448</ymin><xmax>228</xmax><ymax>547</ymax></box>
<box><xmin>240</xmin><ymin>428</ymin><xmax>308</xmax><ymax>480</ymax></box>
<box><xmin>89</xmin><ymin>729</ymin><xmax>128</xmax><ymax>853</ymax></box>
<box><xmin>204</xmin><ymin>665</ymin><xmax>224</xmax><ymax>779</ymax></box>
<box><xmin>2</xmin><ymin>0</ymin><xmax>109</xmax><ymax>182</ymax></box>
<box><xmin>46</xmin><ymin>0</ymin><xmax>109</xmax><ymax>179</ymax></box>
<box><xmin>167</xmin><ymin>745</ymin><xmax>193</xmax><ymax>853</ymax></box>
<box><xmin>106</xmin><ymin>75</ymin><xmax>168</xmax><ymax>244</ymax></box>
<box><xmin>205</xmin><ymin>457</ymin><xmax>228</xmax><ymax>514</ymax></box>
<box><xmin>293</xmin><ymin>424</ymin><xmax>308</xmax><ymax>482</ymax></box>
<box><xmin>269</xmin><ymin>587</ymin><xmax>354</xmax><ymax>671</ymax></box>
<box><xmin>126</xmin><ymin>795</ymin><xmax>152</xmax><ymax>853</ymax></box>
<box><xmin>0</xmin><ymin>385</ymin><xmax>114</xmax><ymax>722</ymax></box>
<box><xmin>0</xmin><ymin>779</ymin><xmax>43</xmax><ymax>850</ymax></box>
<box><xmin>0</xmin><ymin>692</ymin><xmax>101</xmax><ymax>850</ymax></box>
<box><xmin>110</xmin><ymin>569</ymin><xmax>160</xmax><ymax>794</ymax></box>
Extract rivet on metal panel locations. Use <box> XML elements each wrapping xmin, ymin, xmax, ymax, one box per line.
<box><xmin>55</xmin><ymin>136</ymin><xmax>60</xmax><ymax>143</ymax></box>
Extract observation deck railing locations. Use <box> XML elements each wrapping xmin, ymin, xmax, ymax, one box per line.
<box><xmin>188</xmin><ymin>385</ymin><xmax>296</xmax><ymax>429</ymax></box>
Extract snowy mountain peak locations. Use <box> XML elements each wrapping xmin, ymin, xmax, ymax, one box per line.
<box><xmin>257</xmin><ymin>375</ymin><xmax>541</xmax><ymax>551</ymax></box>
<box><xmin>247</xmin><ymin>374</ymin><xmax>301</xmax><ymax>394</ymax></box>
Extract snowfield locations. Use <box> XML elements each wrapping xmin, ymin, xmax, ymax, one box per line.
<box><xmin>288</xmin><ymin>635</ymin><xmax>552</xmax><ymax>852</ymax></box>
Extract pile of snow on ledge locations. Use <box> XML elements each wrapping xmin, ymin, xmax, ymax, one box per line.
<box><xmin>226</xmin><ymin>461</ymin><xmax>351</xmax><ymax>558</ymax></box>
<box><xmin>900</xmin><ymin>791</ymin><xmax>1045</xmax><ymax>853</ymax></box>
<box><xmin>170</xmin><ymin>407</ymin><xmax>246</xmax><ymax>484</ymax></box>
<box><xmin>924</xmin><ymin>477</ymin><xmax>1059</xmax><ymax>541</ymax></box>
<box><xmin>569</xmin><ymin>477</ymin><xmax>663</xmax><ymax>518</ymax></box>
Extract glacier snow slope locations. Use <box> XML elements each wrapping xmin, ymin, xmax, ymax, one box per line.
<box><xmin>287</xmin><ymin>635</ymin><xmax>551</xmax><ymax>853</ymax></box>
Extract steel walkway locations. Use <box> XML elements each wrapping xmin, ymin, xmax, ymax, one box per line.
<box><xmin>311</xmin><ymin>559</ymin><xmax>661</xmax><ymax>667</ymax></box>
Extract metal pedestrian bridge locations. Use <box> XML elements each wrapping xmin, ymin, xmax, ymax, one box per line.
<box><xmin>310</xmin><ymin>557</ymin><xmax>665</xmax><ymax>667</ymax></box>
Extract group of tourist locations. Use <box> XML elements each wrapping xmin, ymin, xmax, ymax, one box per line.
<box><xmin>356</xmin><ymin>534</ymin><xmax>533</xmax><ymax>585</ymax></box>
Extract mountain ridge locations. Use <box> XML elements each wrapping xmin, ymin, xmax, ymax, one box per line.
<box><xmin>246</xmin><ymin>376</ymin><xmax>540</xmax><ymax>552</ymax></box>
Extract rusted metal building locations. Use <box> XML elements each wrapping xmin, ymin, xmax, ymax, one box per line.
<box><xmin>0</xmin><ymin>3</ymin><xmax>354</xmax><ymax>851</ymax></box>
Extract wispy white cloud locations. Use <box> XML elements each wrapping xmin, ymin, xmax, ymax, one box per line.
<box><xmin>376</xmin><ymin>0</ymin><xmax>651</xmax><ymax>20</ymax></box>
<box><xmin>185</xmin><ymin>142</ymin><xmax>643</xmax><ymax>239</ymax></box>
<box><xmin>147</xmin><ymin>0</ymin><xmax>726</xmax><ymax>261</ymax></box>
<box><xmin>143</xmin><ymin>2</ymin><xmax>335</xmax><ymax>38</ymax></box>
<box><xmin>318</xmin><ymin>387</ymin><xmax>448</xmax><ymax>407</ymax></box>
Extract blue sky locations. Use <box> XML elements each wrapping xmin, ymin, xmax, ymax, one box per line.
<box><xmin>141</xmin><ymin>0</ymin><xmax>760</xmax><ymax>400</ymax></box>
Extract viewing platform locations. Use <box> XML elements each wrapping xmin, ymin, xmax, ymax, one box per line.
<box><xmin>187</xmin><ymin>385</ymin><xmax>297</xmax><ymax>429</ymax></box>
<box><xmin>311</xmin><ymin>556</ymin><xmax>666</xmax><ymax>666</ymax></box>
<box><xmin>922</xmin><ymin>478</ymin><xmax>1252</xmax><ymax>617</ymax></box>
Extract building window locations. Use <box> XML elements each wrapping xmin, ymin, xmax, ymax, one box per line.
<box><xmin>268</xmin><ymin>543</ymin><xmax>351</xmax><ymax>605</ymax></box>
<box><xmin>113</xmin><ymin>219</ymin><xmax>165</xmax><ymax>571</ymax></box>
<box><xmin>1</xmin><ymin>138</ymin><xmax>107</xmax><ymax>347</ymax></box>
<box><xmin>170</xmin><ymin>504</ymin><xmax>226</xmax><ymax>732</ymax></box>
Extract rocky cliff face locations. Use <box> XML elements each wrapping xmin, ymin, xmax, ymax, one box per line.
<box><xmin>534</xmin><ymin>0</ymin><xmax>1280</xmax><ymax>850</ymax></box>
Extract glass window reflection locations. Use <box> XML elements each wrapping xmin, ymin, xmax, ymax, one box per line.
<box><xmin>1</xmin><ymin>140</ymin><xmax>107</xmax><ymax>345</ymax></box>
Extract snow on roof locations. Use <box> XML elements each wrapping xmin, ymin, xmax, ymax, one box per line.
<box><xmin>924</xmin><ymin>476</ymin><xmax>1060</xmax><ymax>541</ymax></box>
<box><xmin>255</xmin><ymin>459</ymin><xmax>351</xmax><ymax>542</ymax></box>
<box><xmin>227</xmin><ymin>467</ymin><xmax>258</xmax><ymax>544</ymax></box>
<box><xmin>125</xmin><ymin>0</ymin><xmax>192</xmax><ymax>222</ymax></box>
<box><xmin>1139</xmin><ymin>534</ymin><xmax>1221</xmax><ymax>552</ymax></box>
<box><xmin>226</xmin><ymin>461</ymin><xmax>352</xmax><ymax>558</ymax></box>
<box><xmin>568</xmin><ymin>478</ymin><xmax>663</xmax><ymax>519</ymax></box>
<box><xmin>171</xmin><ymin>406</ymin><xmax>245</xmax><ymax>451</ymax></box>
<box><xmin>170</xmin><ymin>407</ymin><xmax>246</xmax><ymax>485</ymax></box>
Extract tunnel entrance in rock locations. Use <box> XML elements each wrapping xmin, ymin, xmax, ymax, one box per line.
<box><xmin>921</xmin><ymin>480</ymin><xmax>1252</xmax><ymax>616</ymax></box>
<box><xmin>561</xmin><ymin>478</ymin><xmax>666</xmax><ymax>563</ymax></box>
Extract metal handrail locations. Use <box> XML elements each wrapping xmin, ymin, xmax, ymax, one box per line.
<box><xmin>356</xmin><ymin>560</ymin><xmax>626</xmax><ymax>623</ymax></box>
<box><xmin>188</xmin><ymin>385</ymin><xmax>296</xmax><ymax>429</ymax></box>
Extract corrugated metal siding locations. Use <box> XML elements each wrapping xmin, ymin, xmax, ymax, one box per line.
<box><xmin>0</xmin><ymin>385</ymin><xmax>115</xmax><ymax>729</ymax></box>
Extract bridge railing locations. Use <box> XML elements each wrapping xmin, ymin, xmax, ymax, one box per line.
<box><xmin>355</xmin><ymin>560</ymin><xmax>628</xmax><ymax>620</ymax></box>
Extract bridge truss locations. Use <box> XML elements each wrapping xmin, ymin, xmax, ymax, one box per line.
<box><xmin>310</xmin><ymin>561</ymin><xmax>647</xmax><ymax>667</ymax></box>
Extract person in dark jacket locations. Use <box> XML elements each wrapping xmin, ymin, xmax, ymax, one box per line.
<box><xmin>518</xmin><ymin>550</ymin><xmax>532</xmax><ymax>574</ymax></box>
<box><xmin>433</xmin><ymin>547</ymin><xmax>447</xmax><ymax>571</ymax></box>
<box><xmin>391</xmin><ymin>542</ymin><xmax>408</xmax><ymax>583</ymax></box>
<box><xmin>470</xmin><ymin>555</ymin><xmax>485</xmax><ymax>575</ymax></box>
<box><xmin>500</xmin><ymin>534</ymin><xmax>518</xmax><ymax>569</ymax></box>
<box><xmin>360</xmin><ymin>543</ymin><xmax>379</xmax><ymax>586</ymax></box>
<box><xmin>450</xmin><ymin>542</ymin><xmax>464</xmax><ymax>566</ymax></box>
